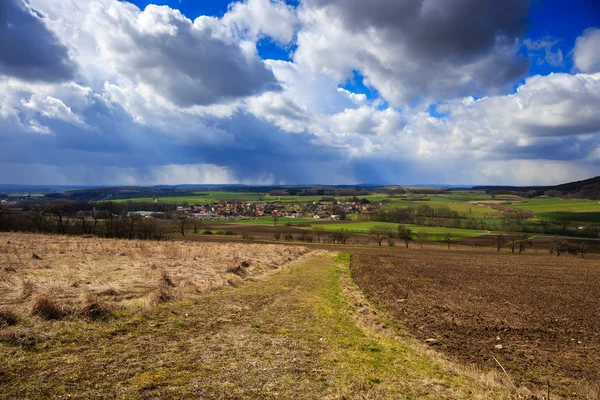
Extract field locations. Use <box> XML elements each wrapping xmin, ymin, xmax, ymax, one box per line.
<box><xmin>351</xmin><ymin>247</ymin><xmax>600</xmax><ymax>398</ymax></box>
<box><xmin>0</xmin><ymin>234</ymin><xmax>521</xmax><ymax>399</ymax></box>
<box><xmin>0</xmin><ymin>233</ymin><xmax>310</xmax><ymax>319</ymax></box>
<box><xmin>509</xmin><ymin>197</ymin><xmax>600</xmax><ymax>223</ymax></box>
<box><xmin>309</xmin><ymin>221</ymin><xmax>492</xmax><ymax>241</ymax></box>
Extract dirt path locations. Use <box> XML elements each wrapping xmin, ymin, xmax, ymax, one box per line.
<box><xmin>1</xmin><ymin>252</ymin><xmax>514</xmax><ymax>399</ymax></box>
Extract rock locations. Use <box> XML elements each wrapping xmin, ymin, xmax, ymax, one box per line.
<box><xmin>495</xmin><ymin>344</ymin><xmax>503</xmax><ymax>350</ymax></box>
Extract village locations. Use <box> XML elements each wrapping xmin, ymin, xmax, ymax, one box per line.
<box><xmin>127</xmin><ymin>198</ymin><xmax>384</xmax><ymax>221</ymax></box>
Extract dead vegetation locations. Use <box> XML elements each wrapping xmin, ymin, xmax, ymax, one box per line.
<box><xmin>0</xmin><ymin>232</ymin><xmax>310</xmax><ymax>325</ymax></box>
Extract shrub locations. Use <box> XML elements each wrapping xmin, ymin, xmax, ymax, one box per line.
<box><xmin>273</xmin><ymin>232</ymin><xmax>281</xmax><ymax>241</ymax></box>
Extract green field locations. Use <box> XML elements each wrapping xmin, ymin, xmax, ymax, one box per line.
<box><xmin>509</xmin><ymin>196</ymin><xmax>600</xmax><ymax>224</ymax></box>
<box><xmin>308</xmin><ymin>221</ymin><xmax>492</xmax><ymax>241</ymax></box>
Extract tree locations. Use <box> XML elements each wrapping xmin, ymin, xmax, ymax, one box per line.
<box><xmin>416</xmin><ymin>230</ymin><xmax>428</xmax><ymax>248</ymax></box>
<box><xmin>578</xmin><ymin>243</ymin><xmax>588</xmax><ymax>259</ymax></box>
<box><xmin>332</xmin><ymin>230</ymin><xmax>349</xmax><ymax>244</ymax></box>
<box><xmin>553</xmin><ymin>237</ymin><xmax>567</xmax><ymax>257</ymax></box>
<box><xmin>496</xmin><ymin>234</ymin><xmax>506</xmax><ymax>252</ymax></box>
<box><xmin>176</xmin><ymin>212</ymin><xmax>189</xmax><ymax>236</ymax></box>
<box><xmin>397</xmin><ymin>225</ymin><xmax>412</xmax><ymax>248</ymax></box>
<box><xmin>369</xmin><ymin>225</ymin><xmax>394</xmax><ymax>247</ymax></box>
<box><xmin>313</xmin><ymin>226</ymin><xmax>325</xmax><ymax>243</ymax></box>
<box><xmin>272</xmin><ymin>213</ymin><xmax>279</xmax><ymax>227</ymax></box>
<box><xmin>518</xmin><ymin>234</ymin><xmax>533</xmax><ymax>254</ymax></box>
<box><xmin>50</xmin><ymin>202</ymin><xmax>74</xmax><ymax>235</ymax></box>
<box><xmin>444</xmin><ymin>232</ymin><xmax>452</xmax><ymax>249</ymax></box>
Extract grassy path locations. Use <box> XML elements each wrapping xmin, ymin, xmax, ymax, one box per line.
<box><xmin>1</xmin><ymin>252</ymin><xmax>513</xmax><ymax>399</ymax></box>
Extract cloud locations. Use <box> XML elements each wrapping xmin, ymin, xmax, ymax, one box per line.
<box><xmin>523</xmin><ymin>38</ymin><xmax>564</xmax><ymax>67</ymax></box>
<box><xmin>574</xmin><ymin>28</ymin><xmax>600</xmax><ymax>73</ymax></box>
<box><xmin>0</xmin><ymin>0</ymin><xmax>76</xmax><ymax>82</ymax></box>
<box><xmin>0</xmin><ymin>0</ymin><xmax>598</xmax><ymax>186</ymax></box>
<box><xmin>21</xmin><ymin>95</ymin><xmax>84</xmax><ymax>125</ymax></box>
<box><xmin>222</xmin><ymin>0</ymin><xmax>298</xmax><ymax>44</ymax></box>
<box><xmin>294</xmin><ymin>0</ymin><xmax>531</xmax><ymax>106</ymax></box>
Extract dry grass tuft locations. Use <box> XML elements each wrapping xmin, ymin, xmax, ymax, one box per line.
<box><xmin>0</xmin><ymin>307</ymin><xmax>18</xmax><ymax>327</ymax></box>
<box><xmin>28</xmin><ymin>293</ymin><xmax>66</xmax><ymax>320</ymax></box>
<box><xmin>18</xmin><ymin>280</ymin><xmax>36</xmax><ymax>299</ymax></box>
<box><xmin>160</xmin><ymin>270</ymin><xmax>175</xmax><ymax>287</ymax></box>
<box><xmin>3</xmin><ymin>265</ymin><xmax>16</xmax><ymax>273</ymax></box>
<box><xmin>78</xmin><ymin>293</ymin><xmax>113</xmax><ymax>320</ymax></box>
<box><xmin>146</xmin><ymin>285</ymin><xmax>173</xmax><ymax>306</ymax></box>
<box><xmin>0</xmin><ymin>326</ymin><xmax>48</xmax><ymax>348</ymax></box>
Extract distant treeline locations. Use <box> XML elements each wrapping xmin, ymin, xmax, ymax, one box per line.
<box><xmin>0</xmin><ymin>201</ymin><xmax>179</xmax><ymax>240</ymax></box>
<box><xmin>269</xmin><ymin>188</ymin><xmax>371</xmax><ymax>197</ymax></box>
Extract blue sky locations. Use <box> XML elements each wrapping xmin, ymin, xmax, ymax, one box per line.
<box><xmin>0</xmin><ymin>0</ymin><xmax>599</xmax><ymax>185</ymax></box>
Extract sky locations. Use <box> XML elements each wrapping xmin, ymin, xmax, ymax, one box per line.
<box><xmin>0</xmin><ymin>0</ymin><xmax>599</xmax><ymax>186</ymax></box>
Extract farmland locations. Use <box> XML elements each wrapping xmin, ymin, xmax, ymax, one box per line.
<box><xmin>351</xmin><ymin>247</ymin><xmax>600</xmax><ymax>398</ymax></box>
<box><xmin>0</xmin><ymin>233</ymin><xmax>520</xmax><ymax>399</ymax></box>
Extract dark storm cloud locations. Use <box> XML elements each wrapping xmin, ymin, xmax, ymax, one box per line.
<box><xmin>93</xmin><ymin>4</ymin><xmax>281</xmax><ymax>107</ymax></box>
<box><xmin>0</xmin><ymin>0</ymin><xmax>76</xmax><ymax>82</ymax></box>
<box><xmin>307</xmin><ymin>0</ymin><xmax>530</xmax><ymax>60</ymax></box>
<box><xmin>297</xmin><ymin>0</ymin><xmax>531</xmax><ymax>104</ymax></box>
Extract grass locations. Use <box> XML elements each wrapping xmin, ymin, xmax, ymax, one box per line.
<box><xmin>0</xmin><ymin>250</ymin><xmax>515</xmax><ymax>398</ymax></box>
<box><xmin>0</xmin><ymin>233</ymin><xmax>310</xmax><ymax>320</ymax></box>
<box><xmin>309</xmin><ymin>221</ymin><xmax>492</xmax><ymax>241</ymax></box>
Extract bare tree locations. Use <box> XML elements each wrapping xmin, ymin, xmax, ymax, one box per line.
<box><xmin>553</xmin><ymin>237</ymin><xmax>567</xmax><ymax>257</ymax></box>
<box><xmin>416</xmin><ymin>230</ymin><xmax>428</xmax><ymax>248</ymax></box>
<box><xmin>444</xmin><ymin>232</ymin><xmax>452</xmax><ymax>249</ymax></box>
<box><xmin>313</xmin><ymin>226</ymin><xmax>325</xmax><ymax>243</ymax></box>
<box><xmin>272</xmin><ymin>213</ymin><xmax>279</xmax><ymax>227</ymax></box>
<box><xmin>578</xmin><ymin>243</ymin><xmax>587</xmax><ymax>259</ymax></box>
<box><xmin>176</xmin><ymin>212</ymin><xmax>189</xmax><ymax>236</ymax></box>
<box><xmin>496</xmin><ymin>234</ymin><xmax>506</xmax><ymax>252</ymax></box>
<box><xmin>518</xmin><ymin>234</ymin><xmax>533</xmax><ymax>254</ymax></box>
<box><xmin>397</xmin><ymin>225</ymin><xmax>412</xmax><ymax>248</ymax></box>
<box><xmin>370</xmin><ymin>225</ymin><xmax>394</xmax><ymax>247</ymax></box>
<box><xmin>50</xmin><ymin>202</ymin><xmax>74</xmax><ymax>235</ymax></box>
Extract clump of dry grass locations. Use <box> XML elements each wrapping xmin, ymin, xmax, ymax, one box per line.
<box><xmin>0</xmin><ymin>326</ymin><xmax>48</xmax><ymax>348</ymax></box>
<box><xmin>0</xmin><ymin>307</ymin><xmax>18</xmax><ymax>328</ymax></box>
<box><xmin>28</xmin><ymin>293</ymin><xmax>66</xmax><ymax>320</ymax></box>
<box><xmin>146</xmin><ymin>285</ymin><xmax>173</xmax><ymax>306</ymax></box>
<box><xmin>78</xmin><ymin>293</ymin><xmax>113</xmax><ymax>320</ymax></box>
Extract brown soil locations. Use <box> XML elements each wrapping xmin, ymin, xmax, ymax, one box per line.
<box><xmin>350</xmin><ymin>247</ymin><xmax>600</xmax><ymax>399</ymax></box>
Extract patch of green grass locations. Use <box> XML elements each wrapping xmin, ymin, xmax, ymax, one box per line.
<box><xmin>309</xmin><ymin>221</ymin><xmax>491</xmax><ymax>241</ymax></box>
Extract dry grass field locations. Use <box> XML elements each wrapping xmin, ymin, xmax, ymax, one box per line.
<box><xmin>351</xmin><ymin>247</ymin><xmax>600</xmax><ymax>399</ymax></box>
<box><xmin>0</xmin><ymin>233</ymin><xmax>310</xmax><ymax>323</ymax></box>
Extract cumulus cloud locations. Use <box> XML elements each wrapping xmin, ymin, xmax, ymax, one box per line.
<box><xmin>222</xmin><ymin>0</ymin><xmax>298</xmax><ymax>44</ymax></box>
<box><xmin>295</xmin><ymin>0</ymin><xmax>531</xmax><ymax>106</ymax></box>
<box><xmin>0</xmin><ymin>0</ymin><xmax>76</xmax><ymax>82</ymax></box>
<box><xmin>574</xmin><ymin>28</ymin><xmax>600</xmax><ymax>73</ymax></box>
<box><xmin>0</xmin><ymin>0</ymin><xmax>598</xmax><ymax>186</ymax></box>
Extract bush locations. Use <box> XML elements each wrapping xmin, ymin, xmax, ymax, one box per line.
<box><xmin>203</xmin><ymin>230</ymin><xmax>213</xmax><ymax>235</ymax></box>
<box><xmin>273</xmin><ymin>232</ymin><xmax>281</xmax><ymax>241</ymax></box>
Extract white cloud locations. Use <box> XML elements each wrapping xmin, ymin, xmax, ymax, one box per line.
<box><xmin>574</xmin><ymin>28</ymin><xmax>600</xmax><ymax>73</ymax></box>
<box><xmin>222</xmin><ymin>0</ymin><xmax>298</xmax><ymax>45</ymax></box>
<box><xmin>21</xmin><ymin>95</ymin><xmax>84</xmax><ymax>125</ymax></box>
